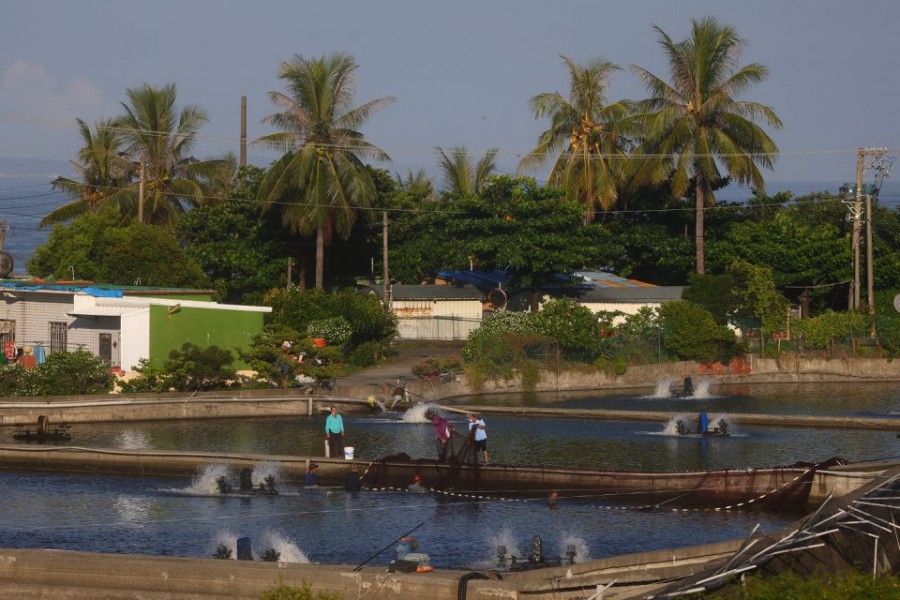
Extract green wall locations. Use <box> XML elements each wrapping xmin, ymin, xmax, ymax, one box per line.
<box><xmin>148</xmin><ymin>305</ymin><xmax>264</xmax><ymax>369</ymax></box>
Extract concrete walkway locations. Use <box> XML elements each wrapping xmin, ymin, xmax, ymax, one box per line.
<box><xmin>334</xmin><ymin>340</ymin><xmax>464</xmax><ymax>390</ymax></box>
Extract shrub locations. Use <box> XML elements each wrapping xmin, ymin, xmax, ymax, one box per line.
<box><xmin>531</xmin><ymin>298</ymin><xmax>601</xmax><ymax>363</ymax></box>
<box><xmin>657</xmin><ymin>301</ymin><xmax>740</xmax><ymax>363</ymax></box>
<box><xmin>411</xmin><ymin>356</ymin><xmax>463</xmax><ymax>379</ymax></box>
<box><xmin>259</xmin><ymin>582</ymin><xmax>343</xmax><ymax>600</ymax></box>
<box><xmin>306</xmin><ymin>316</ymin><xmax>352</xmax><ymax>347</ymax></box>
<box><xmin>0</xmin><ymin>351</ymin><xmax>115</xmax><ymax>396</ymax></box>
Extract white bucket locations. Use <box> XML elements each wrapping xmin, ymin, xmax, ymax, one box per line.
<box><xmin>344</xmin><ymin>446</ymin><xmax>354</xmax><ymax>460</ymax></box>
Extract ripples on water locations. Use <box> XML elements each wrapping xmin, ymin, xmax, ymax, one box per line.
<box><xmin>1</xmin><ymin>382</ymin><xmax>898</xmax><ymax>568</ymax></box>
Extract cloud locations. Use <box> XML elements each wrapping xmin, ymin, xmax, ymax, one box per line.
<box><xmin>0</xmin><ymin>60</ymin><xmax>108</xmax><ymax>124</ymax></box>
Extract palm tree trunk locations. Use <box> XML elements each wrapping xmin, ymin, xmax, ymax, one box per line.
<box><xmin>695</xmin><ymin>186</ymin><xmax>705</xmax><ymax>274</ymax></box>
<box><xmin>315</xmin><ymin>225</ymin><xmax>325</xmax><ymax>289</ymax></box>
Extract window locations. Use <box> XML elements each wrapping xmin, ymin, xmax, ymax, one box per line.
<box><xmin>49</xmin><ymin>322</ymin><xmax>67</xmax><ymax>354</ymax></box>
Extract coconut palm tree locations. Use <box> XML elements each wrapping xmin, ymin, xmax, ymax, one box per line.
<box><xmin>256</xmin><ymin>53</ymin><xmax>395</xmax><ymax>289</ymax></box>
<box><xmin>115</xmin><ymin>83</ymin><xmax>218</xmax><ymax>227</ymax></box>
<box><xmin>396</xmin><ymin>169</ymin><xmax>435</xmax><ymax>200</ymax></box>
<box><xmin>435</xmin><ymin>146</ymin><xmax>498</xmax><ymax>198</ymax></box>
<box><xmin>41</xmin><ymin>118</ymin><xmax>134</xmax><ymax>227</ymax></box>
<box><xmin>517</xmin><ymin>56</ymin><xmax>632</xmax><ymax>224</ymax></box>
<box><xmin>630</xmin><ymin>17</ymin><xmax>781</xmax><ymax>273</ymax></box>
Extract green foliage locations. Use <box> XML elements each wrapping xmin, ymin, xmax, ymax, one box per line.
<box><xmin>388</xmin><ymin>176</ymin><xmax>620</xmax><ymax>288</ymax></box>
<box><xmin>709</xmin><ymin>569</ymin><xmax>900</xmax><ymax>599</ymax></box>
<box><xmin>212</xmin><ymin>545</ymin><xmax>232</xmax><ymax>559</ymax></box>
<box><xmin>175</xmin><ymin>167</ymin><xmax>289</xmax><ymax>303</ymax></box>
<box><xmin>657</xmin><ymin>301</ymin><xmax>740</xmax><ymax>363</ymax></box>
<box><xmin>238</xmin><ymin>327</ymin><xmax>341</xmax><ymax>388</ymax></box>
<box><xmin>792</xmin><ymin>310</ymin><xmax>870</xmax><ymax>351</ymax></box>
<box><xmin>28</xmin><ymin>206</ymin><xmax>209</xmax><ymax>288</ymax></box>
<box><xmin>531</xmin><ymin>298</ymin><xmax>601</xmax><ymax>362</ymax></box>
<box><xmin>411</xmin><ymin>356</ymin><xmax>462</xmax><ymax>379</ymax></box>
<box><xmin>118</xmin><ymin>359</ymin><xmax>169</xmax><ymax>393</ymax></box>
<box><xmin>31</xmin><ymin>350</ymin><xmax>115</xmax><ymax>395</ymax></box>
<box><xmin>266</xmin><ymin>289</ymin><xmax>397</xmax><ymax>347</ymax></box>
<box><xmin>120</xmin><ymin>344</ymin><xmax>236</xmax><ymax>392</ymax></box>
<box><xmin>0</xmin><ymin>351</ymin><xmax>114</xmax><ymax>396</ymax></box>
<box><xmin>682</xmin><ymin>273</ymin><xmax>736</xmax><ymax>326</ymax></box>
<box><xmin>727</xmin><ymin>259</ymin><xmax>791</xmax><ymax>335</ymax></box>
<box><xmin>162</xmin><ymin>343</ymin><xmax>237</xmax><ymax>391</ymax></box>
<box><xmin>462</xmin><ymin>311</ymin><xmax>539</xmax><ymax>363</ymax></box>
<box><xmin>258</xmin><ymin>582</ymin><xmax>343</xmax><ymax>600</ymax></box>
<box><xmin>307</xmin><ymin>316</ymin><xmax>353</xmax><ymax>347</ymax></box>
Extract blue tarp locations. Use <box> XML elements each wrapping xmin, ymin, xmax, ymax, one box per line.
<box><xmin>0</xmin><ymin>282</ymin><xmax>125</xmax><ymax>297</ymax></box>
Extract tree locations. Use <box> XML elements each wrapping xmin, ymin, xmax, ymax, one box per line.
<box><xmin>176</xmin><ymin>165</ymin><xmax>288</xmax><ymax>303</ymax></box>
<box><xmin>28</xmin><ymin>206</ymin><xmax>209</xmax><ymax>288</ymax></box>
<box><xmin>256</xmin><ymin>53</ymin><xmax>395</xmax><ymax>289</ymax></box>
<box><xmin>434</xmin><ymin>146</ymin><xmax>498</xmax><ymax>197</ymax></box>
<box><xmin>657</xmin><ymin>300</ymin><xmax>739</xmax><ymax>362</ymax></box>
<box><xmin>518</xmin><ymin>56</ymin><xmax>632</xmax><ymax>224</ymax></box>
<box><xmin>631</xmin><ymin>17</ymin><xmax>781</xmax><ymax>273</ymax></box>
<box><xmin>42</xmin><ymin>118</ymin><xmax>134</xmax><ymax>227</ymax></box>
<box><xmin>115</xmin><ymin>83</ymin><xmax>225</xmax><ymax>227</ymax></box>
<box><xmin>728</xmin><ymin>259</ymin><xmax>790</xmax><ymax>337</ymax></box>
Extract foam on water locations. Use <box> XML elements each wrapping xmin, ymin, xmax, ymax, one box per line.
<box><xmin>211</xmin><ymin>531</ymin><xmax>239</xmax><ymax>560</ymax></box>
<box><xmin>474</xmin><ymin>525</ymin><xmax>524</xmax><ymax>570</ymax></box>
<box><xmin>400</xmin><ymin>403</ymin><xmax>439</xmax><ymax>423</ymax></box>
<box><xmin>558</xmin><ymin>532</ymin><xmax>590</xmax><ymax>563</ymax></box>
<box><xmin>182</xmin><ymin>463</ymin><xmax>232</xmax><ymax>496</ymax></box>
<box><xmin>115</xmin><ymin>429</ymin><xmax>151</xmax><ymax>450</ymax></box>
<box><xmin>257</xmin><ymin>530</ymin><xmax>311</xmax><ymax>563</ymax></box>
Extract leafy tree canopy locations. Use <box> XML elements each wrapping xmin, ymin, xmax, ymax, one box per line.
<box><xmin>28</xmin><ymin>206</ymin><xmax>210</xmax><ymax>288</ymax></box>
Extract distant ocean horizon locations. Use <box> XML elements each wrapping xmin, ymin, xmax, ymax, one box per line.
<box><xmin>2</xmin><ymin>170</ymin><xmax>899</xmax><ymax>276</ymax></box>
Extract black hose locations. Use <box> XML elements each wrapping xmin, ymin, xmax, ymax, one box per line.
<box><xmin>457</xmin><ymin>571</ymin><xmax>500</xmax><ymax>600</ymax></box>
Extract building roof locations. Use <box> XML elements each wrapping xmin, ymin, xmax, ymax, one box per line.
<box><xmin>0</xmin><ymin>280</ymin><xmax>218</xmax><ymax>298</ymax></box>
<box><xmin>578</xmin><ymin>286</ymin><xmax>685</xmax><ymax>303</ymax></box>
<box><xmin>372</xmin><ymin>284</ymin><xmax>484</xmax><ymax>301</ymax></box>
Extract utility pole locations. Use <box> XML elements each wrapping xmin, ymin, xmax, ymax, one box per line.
<box><xmin>842</xmin><ymin>148</ymin><xmax>893</xmax><ymax>314</ymax></box>
<box><xmin>240</xmin><ymin>96</ymin><xmax>247</xmax><ymax>167</ymax></box>
<box><xmin>382</xmin><ymin>210</ymin><xmax>390</xmax><ymax>308</ymax></box>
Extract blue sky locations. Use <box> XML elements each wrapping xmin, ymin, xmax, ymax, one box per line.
<box><xmin>1</xmin><ymin>0</ymin><xmax>898</xmax><ymax>185</ymax></box>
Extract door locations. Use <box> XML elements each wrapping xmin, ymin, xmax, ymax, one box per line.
<box><xmin>99</xmin><ymin>333</ymin><xmax>112</xmax><ymax>364</ymax></box>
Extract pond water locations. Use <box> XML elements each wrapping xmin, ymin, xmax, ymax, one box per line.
<box><xmin>1</xmin><ymin>381</ymin><xmax>898</xmax><ymax>569</ymax></box>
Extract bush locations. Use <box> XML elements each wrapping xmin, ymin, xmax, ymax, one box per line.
<box><xmin>259</xmin><ymin>582</ymin><xmax>343</xmax><ymax>600</ymax></box>
<box><xmin>531</xmin><ymin>298</ymin><xmax>601</xmax><ymax>363</ymax></box>
<box><xmin>120</xmin><ymin>344</ymin><xmax>237</xmax><ymax>393</ymax></box>
<box><xmin>657</xmin><ymin>301</ymin><xmax>740</xmax><ymax>363</ymax></box>
<box><xmin>306</xmin><ymin>316</ymin><xmax>353</xmax><ymax>347</ymax></box>
<box><xmin>710</xmin><ymin>569</ymin><xmax>900</xmax><ymax>599</ymax></box>
<box><xmin>411</xmin><ymin>356</ymin><xmax>462</xmax><ymax>379</ymax></box>
<box><xmin>0</xmin><ymin>351</ymin><xmax>114</xmax><ymax>396</ymax></box>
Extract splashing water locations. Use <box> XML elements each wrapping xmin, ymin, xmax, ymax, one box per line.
<box><xmin>184</xmin><ymin>463</ymin><xmax>232</xmax><ymax>495</ymax></box>
<box><xmin>401</xmin><ymin>403</ymin><xmax>439</xmax><ymax>423</ymax></box>
<box><xmin>211</xmin><ymin>530</ymin><xmax>239</xmax><ymax>560</ymax></box>
<box><xmin>472</xmin><ymin>525</ymin><xmax>524</xmax><ymax>570</ymax></box>
<box><xmin>257</xmin><ymin>530</ymin><xmax>311</xmax><ymax>563</ymax></box>
<box><xmin>250</xmin><ymin>462</ymin><xmax>282</xmax><ymax>487</ymax></box>
<box><xmin>559</xmin><ymin>532</ymin><xmax>590</xmax><ymax>564</ymax></box>
<box><xmin>651</xmin><ymin>377</ymin><xmax>675</xmax><ymax>398</ymax></box>
<box><xmin>691</xmin><ymin>378</ymin><xmax>714</xmax><ymax>398</ymax></box>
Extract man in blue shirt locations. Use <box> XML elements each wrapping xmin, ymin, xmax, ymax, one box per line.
<box><xmin>325</xmin><ymin>405</ymin><xmax>344</xmax><ymax>458</ymax></box>
<box><xmin>467</xmin><ymin>413</ymin><xmax>489</xmax><ymax>464</ymax></box>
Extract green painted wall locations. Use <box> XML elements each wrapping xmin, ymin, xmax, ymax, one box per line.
<box><xmin>148</xmin><ymin>305</ymin><xmax>265</xmax><ymax>369</ymax></box>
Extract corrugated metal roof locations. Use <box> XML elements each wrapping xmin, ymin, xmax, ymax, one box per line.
<box><xmin>579</xmin><ymin>286</ymin><xmax>685</xmax><ymax>302</ymax></box>
<box><xmin>387</xmin><ymin>284</ymin><xmax>484</xmax><ymax>300</ymax></box>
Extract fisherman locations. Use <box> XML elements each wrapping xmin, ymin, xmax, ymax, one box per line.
<box><xmin>408</xmin><ymin>472</ymin><xmax>427</xmax><ymax>493</ymax></box>
<box><xmin>429</xmin><ymin>411</ymin><xmax>453</xmax><ymax>462</ymax></box>
<box><xmin>345</xmin><ymin>464</ymin><xmax>362</xmax><ymax>492</ymax></box>
<box><xmin>467</xmin><ymin>413</ymin><xmax>489</xmax><ymax>464</ymax></box>
<box><xmin>325</xmin><ymin>405</ymin><xmax>344</xmax><ymax>458</ymax></box>
<box><xmin>304</xmin><ymin>463</ymin><xmax>319</xmax><ymax>487</ymax></box>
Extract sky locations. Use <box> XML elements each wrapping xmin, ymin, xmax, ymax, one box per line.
<box><xmin>1</xmin><ymin>0</ymin><xmax>899</xmax><ymax>186</ymax></box>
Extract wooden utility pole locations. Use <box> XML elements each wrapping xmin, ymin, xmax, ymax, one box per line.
<box><xmin>240</xmin><ymin>96</ymin><xmax>247</xmax><ymax>167</ymax></box>
<box><xmin>382</xmin><ymin>210</ymin><xmax>390</xmax><ymax>308</ymax></box>
<box><xmin>286</xmin><ymin>257</ymin><xmax>293</xmax><ymax>291</ymax></box>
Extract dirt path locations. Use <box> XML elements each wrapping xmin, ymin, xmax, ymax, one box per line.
<box><xmin>334</xmin><ymin>340</ymin><xmax>464</xmax><ymax>390</ymax></box>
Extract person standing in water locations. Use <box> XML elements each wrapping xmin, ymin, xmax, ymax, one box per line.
<box><xmin>325</xmin><ymin>406</ymin><xmax>344</xmax><ymax>458</ymax></box>
<box><xmin>467</xmin><ymin>413</ymin><xmax>489</xmax><ymax>464</ymax></box>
